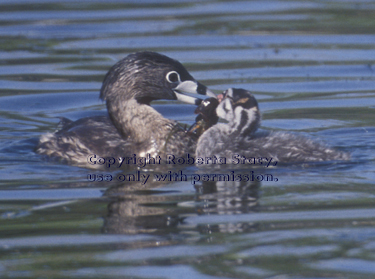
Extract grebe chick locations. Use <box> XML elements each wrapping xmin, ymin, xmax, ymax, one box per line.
<box><xmin>37</xmin><ymin>51</ymin><xmax>214</xmax><ymax>168</ymax></box>
<box><xmin>188</xmin><ymin>97</ymin><xmax>219</xmax><ymax>137</ymax></box>
<box><xmin>196</xmin><ymin>88</ymin><xmax>350</xmax><ymax>164</ymax></box>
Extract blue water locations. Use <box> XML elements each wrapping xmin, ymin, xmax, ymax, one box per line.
<box><xmin>1</xmin><ymin>1</ymin><xmax>375</xmax><ymax>278</ymax></box>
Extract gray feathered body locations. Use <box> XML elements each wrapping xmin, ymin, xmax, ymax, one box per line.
<box><xmin>196</xmin><ymin>125</ymin><xmax>349</xmax><ymax>163</ymax></box>
<box><xmin>37</xmin><ymin>112</ymin><xmax>196</xmax><ymax>168</ymax></box>
<box><xmin>195</xmin><ymin>88</ymin><xmax>349</xmax><ymax>164</ymax></box>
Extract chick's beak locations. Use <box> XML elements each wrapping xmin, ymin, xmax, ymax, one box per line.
<box><xmin>217</xmin><ymin>94</ymin><xmax>224</xmax><ymax>103</ymax></box>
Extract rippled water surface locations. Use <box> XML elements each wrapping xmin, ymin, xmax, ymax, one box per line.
<box><xmin>1</xmin><ymin>1</ymin><xmax>375</xmax><ymax>278</ymax></box>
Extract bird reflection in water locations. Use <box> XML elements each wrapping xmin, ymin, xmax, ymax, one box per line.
<box><xmin>101</xmin><ymin>174</ymin><xmax>261</xmax><ymax>235</ymax></box>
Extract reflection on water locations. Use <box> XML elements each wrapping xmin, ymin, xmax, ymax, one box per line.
<box><xmin>1</xmin><ymin>0</ymin><xmax>375</xmax><ymax>278</ymax></box>
<box><xmin>103</xmin><ymin>178</ymin><xmax>260</xmax><ymax>235</ymax></box>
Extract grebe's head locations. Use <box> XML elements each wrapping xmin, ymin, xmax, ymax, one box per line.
<box><xmin>187</xmin><ymin>97</ymin><xmax>220</xmax><ymax>136</ymax></box>
<box><xmin>100</xmin><ymin>51</ymin><xmax>215</xmax><ymax>106</ymax></box>
<box><xmin>194</xmin><ymin>97</ymin><xmax>219</xmax><ymax>124</ymax></box>
<box><xmin>216</xmin><ymin>88</ymin><xmax>260</xmax><ymax>135</ymax></box>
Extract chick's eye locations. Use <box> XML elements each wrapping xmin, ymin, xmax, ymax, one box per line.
<box><xmin>166</xmin><ymin>71</ymin><xmax>181</xmax><ymax>83</ymax></box>
<box><xmin>203</xmin><ymin>100</ymin><xmax>210</xmax><ymax>107</ymax></box>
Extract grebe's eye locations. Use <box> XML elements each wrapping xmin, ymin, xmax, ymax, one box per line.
<box><xmin>166</xmin><ymin>71</ymin><xmax>181</xmax><ymax>83</ymax></box>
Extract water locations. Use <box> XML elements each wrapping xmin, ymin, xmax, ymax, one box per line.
<box><xmin>1</xmin><ymin>0</ymin><xmax>375</xmax><ymax>278</ymax></box>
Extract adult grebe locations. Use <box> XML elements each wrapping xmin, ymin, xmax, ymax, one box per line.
<box><xmin>36</xmin><ymin>51</ymin><xmax>214</xmax><ymax>168</ymax></box>
<box><xmin>195</xmin><ymin>88</ymin><xmax>350</xmax><ymax>164</ymax></box>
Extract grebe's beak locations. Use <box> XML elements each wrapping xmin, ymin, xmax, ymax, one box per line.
<box><xmin>173</xmin><ymin>80</ymin><xmax>216</xmax><ymax>105</ymax></box>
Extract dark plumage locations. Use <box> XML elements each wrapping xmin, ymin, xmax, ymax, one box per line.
<box><xmin>36</xmin><ymin>51</ymin><xmax>213</xmax><ymax>168</ymax></box>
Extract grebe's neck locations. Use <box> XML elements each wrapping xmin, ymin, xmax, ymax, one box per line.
<box><xmin>107</xmin><ymin>99</ymin><xmax>175</xmax><ymax>143</ymax></box>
